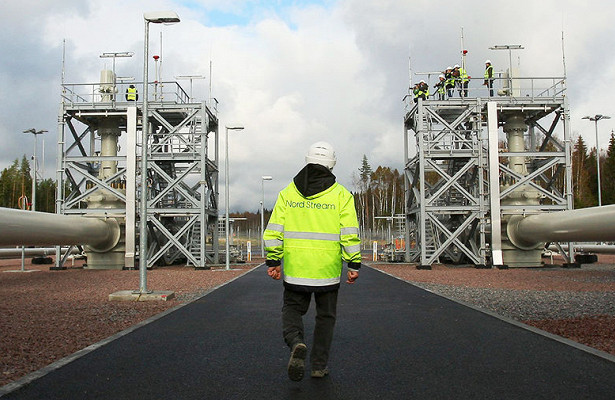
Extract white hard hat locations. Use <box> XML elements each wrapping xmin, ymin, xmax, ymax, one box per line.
<box><xmin>306</xmin><ymin>141</ymin><xmax>336</xmax><ymax>170</ymax></box>
<box><xmin>454</xmin><ymin>64</ymin><xmax>460</xmax><ymax>68</ymax></box>
<box><xmin>485</xmin><ymin>59</ymin><xmax>491</xmax><ymax>64</ymax></box>
<box><xmin>420</xmin><ymin>79</ymin><xmax>425</xmax><ymax>83</ymax></box>
<box><xmin>439</xmin><ymin>74</ymin><xmax>445</xmax><ymax>79</ymax></box>
<box><xmin>446</xmin><ymin>66</ymin><xmax>453</xmax><ymax>70</ymax></box>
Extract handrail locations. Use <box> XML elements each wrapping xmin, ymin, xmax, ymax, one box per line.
<box><xmin>61</xmin><ymin>80</ymin><xmax>195</xmax><ymax>106</ymax></box>
<box><xmin>404</xmin><ymin>76</ymin><xmax>566</xmax><ymax>112</ymax></box>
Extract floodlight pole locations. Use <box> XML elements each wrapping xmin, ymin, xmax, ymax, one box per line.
<box><xmin>583</xmin><ymin>114</ymin><xmax>611</xmax><ymax>206</ymax></box>
<box><xmin>139</xmin><ymin>11</ymin><xmax>180</xmax><ymax>293</ymax></box>
<box><xmin>22</xmin><ymin>129</ymin><xmax>47</xmax><ymax>211</ymax></box>
<box><xmin>261</xmin><ymin>175</ymin><xmax>272</xmax><ymax>257</ymax></box>
<box><xmin>225</xmin><ymin>125</ymin><xmax>244</xmax><ymax>270</ymax></box>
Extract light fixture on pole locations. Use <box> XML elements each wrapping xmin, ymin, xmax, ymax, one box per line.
<box><xmin>261</xmin><ymin>175</ymin><xmax>273</xmax><ymax>257</ymax></box>
<box><xmin>22</xmin><ymin>128</ymin><xmax>48</xmax><ymax>211</ymax></box>
<box><xmin>582</xmin><ymin>114</ymin><xmax>611</xmax><ymax>206</ymax></box>
<box><xmin>175</xmin><ymin>75</ymin><xmax>205</xmax><ymax>102</ymax></box>
<box><xmin>139</xmin><ymin>11</ymin><xmax>180</xmax><ymax>294</ymax></box>
<box><xmin>225</xmin><ymin>124</ymin><xmax>244</xmax><ymax>270</ymax></box>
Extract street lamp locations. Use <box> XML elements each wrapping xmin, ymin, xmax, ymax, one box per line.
<box><xmin>582</xmin><ymin>114</ymin><xmax>611</xmax><ymax>206</ymax></box>
<box><xmin>224</xmin><ymin>125</ymin><xmax>244</xmax><ymax>270</ymax></box>
<box><xmin>22</xmin><ymin>128</ymin><xmax>48</xmax><ymax>211</ymax></box>
<box><xmin>139</xmin><ymin>11</ymin><xmax>180</xmax><ymax>293</ymax></box>
<box><xmin>261</xmin><ymin>175</ymin><xmax>273</xmax><ymax>257</ymax></box>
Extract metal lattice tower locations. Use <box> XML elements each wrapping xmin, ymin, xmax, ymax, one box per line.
<box><xmin>56</xmin><ymin>75</ymin><xmax>219</xmax><ymax>269</ymax></box>
<box><xmin>404</xmin><ymin>77</ymin><xmax>573</xmax><ymax>267</ymax></box>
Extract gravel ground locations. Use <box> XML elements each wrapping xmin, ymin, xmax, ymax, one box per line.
<box><xmin>2</xmin><ymin>255</ymin><xmax>615</xmax><ymax>388</ymax></box>
<box><xmin>372</xmin><ymin>257</ymin><xmax>615</xmax><ymax>357</ymax></box>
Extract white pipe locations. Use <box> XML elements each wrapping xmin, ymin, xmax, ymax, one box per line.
<box><xmin>0</xmin><ymin>247</ymin><xmax>79</xmax><ymax>258</ymax></box>
<box><xmin>0</xmin><ymin>208</ymin><xmax>120</xmax><ymax>251</ymax></box>
<box><xmin>508</xmin><ymin>205</ymin><xmax>615</xmax><ymax>249</ymax></box>
<box><xmin>549</xmin><ymin>244</ymin><xmax>615</xmax><ymax>254</ymax></box>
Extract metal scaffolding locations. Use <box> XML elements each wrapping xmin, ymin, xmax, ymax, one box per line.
<box><xmin>403</xmin><ymin>77</ymin><xmax>573</xmax><ymax>267</ymax></box>
<box><xmin>56</xmin><ymin>78</ymin><xmax>219</xmax><ymax>269</ymax></box>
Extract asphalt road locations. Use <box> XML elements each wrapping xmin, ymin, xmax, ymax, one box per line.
<box><xmin>2</xmin><ymin>265</ymin><xmax>615</xmax><ymax>399</ymax></box>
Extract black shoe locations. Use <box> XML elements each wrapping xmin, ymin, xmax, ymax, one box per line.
<box><xmin>287</xmin><ymin>343</ymin><xmax>307</xmax><ymax>381</ymax></box>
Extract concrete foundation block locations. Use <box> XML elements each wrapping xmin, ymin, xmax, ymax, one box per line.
<box><xmin>109</xmin><ymin>290</ymin><xmax>175</xmax><ymax>302</ymax></box>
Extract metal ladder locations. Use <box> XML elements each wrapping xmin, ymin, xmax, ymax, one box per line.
<box><xmin>185</xmin><ymin>219</ymin><xmax>201</xmax><ymax>267</ymax></box>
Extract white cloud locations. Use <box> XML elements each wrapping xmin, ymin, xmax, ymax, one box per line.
<box><xmin>2</xmin><ymin>0</ymin><xmax>615</xmax><ymax>212</ymax></box>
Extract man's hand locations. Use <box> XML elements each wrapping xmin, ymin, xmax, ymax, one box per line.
<box><xmin>346</xmin><ymin>270</ymin><xmax>359</xmax><ymax>284</ymax></box>
<box><xmin>267</xmin><ymin>266</ymin><xmax>281</xmax><ymax>280</ymax></box>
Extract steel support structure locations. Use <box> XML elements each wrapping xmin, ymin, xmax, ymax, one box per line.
<box><xmin>404</xmin><ymin>77</ymin><xmax>572</xmax><ymax>267</ymax></box>
<box><xmin>404</xmin><ymin>98</ymin><xmax>488</xmax><ymax>267</ymax></box>
<box><xmin>56</xmin><ymin>80</ymin><xmax>219</xmax><ymax>269</ymax></box>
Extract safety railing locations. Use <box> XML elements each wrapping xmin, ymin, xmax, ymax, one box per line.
<box><xmin>61</xmin><ymin>81</ymin><xmax>192</xmax><ymax>108</ymax></box>
<box><xmin>404</xmin><ymin>75</ymin><xmax>566</xmax><ymax>114</ymax></box>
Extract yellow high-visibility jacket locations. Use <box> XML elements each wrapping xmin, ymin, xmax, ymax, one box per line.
<box><xmin>264</xmin><ymin>164</ymin><xmax>361</xmax><ymax>291</ymax></box>
<box><xmin>126</xmin><ymin>87</ymin><xmax>138</xmax><ymax>101</ymax></box>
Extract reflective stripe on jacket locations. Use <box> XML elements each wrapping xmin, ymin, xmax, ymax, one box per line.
<box><xmin>126</xmin><ymin>87</ymin><xmax>137</xmax><ymax>101</ymax></box>
<box><xmin>459</xmin><ymin>68</ymin><xmax>469</xmax><ymax>83</ymax></box>
<box><xmin>263</xmin><ymin>181</ymin><xmax>361</xmax><ymax>289</ymax></box>
<box><xmin>484</xmin><ymin>65</ymin><xmax>493</xmax><ymax>80</ymax></box>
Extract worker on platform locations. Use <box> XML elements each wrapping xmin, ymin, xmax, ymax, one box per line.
<box><xmin>419</xmin><ymin>80</ymin><xmax>430</xmax><ymax>99</ymax></box>
<box><xmin>454</xmin><ymin>64</ymin><xmax>469</xmax><ymax>97</ymax></box>
<box><xmin>434</xmin><ymin>75</ymin><xmax>446</xmax><ymax>100</ymax></box>
<box><xmin>412</xmin><ymin>83</ymin><xmax>421</xmax><ymax>103</ymax></box>
<box><xmin>412</xmin><ymin>81</ymin><xmax>429</xmax><ymax>102</ymax></box>
<box><xmin>264</xmin><ymin>141</ymin><xmax>361</xmax><ymax>381</ymax></box>
<box><xmin>444</xmin><ymin>66</ymin><xmax>455</xmax><ymax>98</ymax></box>
<box><xmin>125</xmin><ymin>84</ymin><xmax>138</xmax><ymax>101</ymax></box>
<box><xmin>484</xmin><ymin>60</ymin><xmax>494</xmax><ymax>97</ymax></box>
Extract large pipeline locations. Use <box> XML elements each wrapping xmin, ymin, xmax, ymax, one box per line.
<box><xmin>507</xmin><ymin>205</ymin><xmax>615</xmax><ymax>250</ymax></box>
<box><xmin>0</xmin><ymin>207</ymin><xmax>120</xmax><ymax>252</ymax></box>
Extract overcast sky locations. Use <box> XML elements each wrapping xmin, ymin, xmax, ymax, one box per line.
<box><xmin>1</xmin><ymin>0</ymin><xmax>614</xmax><ymax>212</ymax></box>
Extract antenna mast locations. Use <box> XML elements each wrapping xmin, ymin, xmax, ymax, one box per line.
<box><xmin>460</xmin><ymin>27</ymin><xmax>467</xmax><ymax>70</ymax></box>
<box><xmin>561</xmin><ymin>31</ymin><xmax>568</xmax><ymax>80</ymax></box>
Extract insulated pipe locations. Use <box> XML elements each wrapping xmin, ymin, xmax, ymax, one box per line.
<box><xmin>507</xmin><ymin>205</ymin><xmax>615</xmax><ymax>250</ymax></box>
<box><xmin>0</xmin><ymin>208</ymin><xmax>120</xmax><ymax>251</ymax></box>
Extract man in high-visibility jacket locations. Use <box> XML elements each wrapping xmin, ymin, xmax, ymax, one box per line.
<box><xmin>484</xmin><ymin>60</ymin><xmax>494</xmax><ymax>97</ymax></box>
<box><xmin>434</xmin><ymin>74</ymin><xmax>446</xmax><ymax>100</ymax></box>
<box><xmin>264</xmin><ymin>141</ymin><xmax>361</xmax><ymax>381</ymax></box>
<box><xmin>454</xmin><ymin>64</ymin><xmax>469</xmax><ymax>97</ymax></box>
<box><xmin>125</xmin><ymin>84</ymin><xmax>138</xmax><ymax>101</ymax></box>
<box><xmin>444</xmin><ymin>66</ymin><xmax>455</xmax><ymax>98</ymax></box>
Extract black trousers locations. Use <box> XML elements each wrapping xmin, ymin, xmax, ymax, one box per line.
<box><xmin>282</xmin><ymin>288</ymin><xmax>338</xmax><ymax>369</ymax></box>
<box><xmin>486</xmin><ymin>79</ymin><xmax>494</xmax><ymax>96</ymax></box>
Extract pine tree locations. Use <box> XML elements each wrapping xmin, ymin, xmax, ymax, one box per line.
<box><xmin>587</xmin><ymin>148</ymin><xmax>599</xmax><ymax>206</ymax></box>
<box><xmin>358</xmin><ymin>155</ymin><xmax>372</xmax><ymax>186</ymax></box>
<box><xmin>602</xmin><ymin>131</ymin><xmax>615</xmax><ymax>205</ymax></box>
<box><xmin>571</xmin><ymin>136</ymin><xmax>593</xmax><ymax>208</ymax></box>
<box><xmin>356</xmin><ymin>155</ymin><xmax>373</xmax><ymax>239</ymax></box>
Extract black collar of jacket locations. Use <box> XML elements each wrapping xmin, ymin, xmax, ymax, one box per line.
<box><xmin>293</xmin><ymin>163</ymin><xmax>336</xmax><ymax>197</ymax></box>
